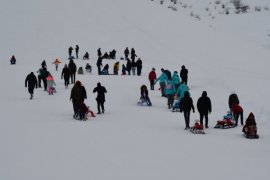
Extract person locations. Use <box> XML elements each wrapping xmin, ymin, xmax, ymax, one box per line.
<box><xmin>180</xmin><ymin>91</ymin><xmax>195</xmax><ymax>130</ymax></box>
<box><xmin>130</xmin><ymin>48</ymin><xmax>136</xmax><ymax>61</ymax></box>
<box><xmin>139</xmin><ymin>85</ymin><xmax>152</xmax><ymax>106</ymax></box>
<box><xmin>136</xmin><ymin>58</ymin><xmax>143</xmax><ymax>76</ymax></box>
<box><xmin>101</xmin><ymin>64</ymin><xmax>109</xmax><ymax>75</ymax></box>
<box><xmin>41</xmin><ymin>60</ymin><xmax>47</xmax><ymax>69</ymax></box>
<box><xmin>242</xmin><ymin>112</ymin><xmax>257</xmax><ymax>135</ymax></box>
<box><xmin>36</xmin><ymin>68</ymin><xmax>43</xmax><ymax>88</ymax></box>
<box><xmin>124</xmin><ymin>47</ymin><xmax>129</xmax><ymax>60</ymax></box>
<box><xmin>109</xmin><ymin>49</ymin><xmax>116</xmax><ymax>59</ymax></box>
<box><xmin>96</xmin><ymin>57</ymin><xmax>103</xmax><ymax>75</ymax></box>
<box><xmin>126</xmin><ymin>58</ymin><xmax>131</xmax><ymax>75</ymax></box>
<box><xmin>68</xmin><ymin>46</ymin><xmax>73</xmax><ymax>58</ymax></box>
<box><xmin>83</xmin><ymin>52</ymin><xmax>89</xmax><ymax>60</ymax></box>
<box><xmin>172</xmin><ymin>71</ymin><xmax>181</xmax><ymax>90</ymax></box>
<box><xmin>155</xmin><ymin>68</ymin><xmax>168</xmax><ymax>97</ymax></box>
<box><xmin>232</xmin><ymin>104</ymin><xmax>243</xmax><ymax>126</ymax></box>
<box><xmin>61</xmin><ymin>64</ymin><xmax>70</xmax><ymax>88</ymax></box>
<box><xmin>93</xmin><ymin>82</ymin><xmax>107</xmax><ymax>114</ymax></box>
<box><xmin>85</xmin><ymin>63</ymin><xmax>92</xmax><ymax>73</ymax></box>
<box><xmin>175</xmin><ymin>82</ymin><xmax>189</xmax><ymax>100</ymax></box>
<box><xmin>70</xmin><ymin>81</ymin><xmax>87</xmax><ymax>119</ymax></box>
<box><xmin>46</xmin><ymin>74</ymin><xmax>56</xmax><ymax>95</ymax></box>
<box><xmin>197</xmin><ymin>91</ymin><xmax>212</xmax><ymax>128</ymax></box>
<box><xmin>40</xmin><ymin>67</ymin><xmax>49</xmax><ymax>91</ymax></box>
<box><xmin>180</xmin><ymin>65</ymin><xmax>188</xmax><ymax>85</ymax></box>
<box><xmin>10</xmin><ymin>55</ymin><xmax>16</xmax><ymax>64</ymax></box>
<box><xmin>75</xmin><ymin>45</ymin><xmax>79</xmax><ymax>59</ymax></box>
<box><xmin>102</xmin><ymin>52</ymin><xmax>109</xmax><ymax>59</ymax></box>
<box><xmin>228</xmin><ymin>93</ymin><xmax>239</xmax><ymax>110</ymax></box>
<box><xmin>131</xmin><ymin>59</ymin><xmax>136</xmax><ymax>75</ymax></box>
<box><xmin>113</xmin><ymin>61</ymin><xmax>120</xmax><ymax>75</ymax></box>
<box><xmin>52</xmin><ymin>58</ymin><xmax>61</xmax><ymax>71</ymax></box>
<box><xmin>121</xmin><ymin>64</ymin><xmax>126</xmax><ymax>75</ymax></box>
<box><xmin>25</xmin><ymin>72</ymin><xmax>37</xmax><ymax>99</ymax></box>
<box><xmin>68</xmin><ymin>59</ymin><xmax>77</xmax><ymax>84</ymax></box>
<box><xmin>148</xmin><ymin>68</ymin><xmax>157</xmax><ymax>90</ymax></box>
<box><xmin>97</xmin><ymin>48</ymin><xmax>102</xmax><ymax>57</ymax></box>
<box><xmin>165</xmin><ymin>78</ymin><xmax>176</xmax><ymax>109</ymax></box>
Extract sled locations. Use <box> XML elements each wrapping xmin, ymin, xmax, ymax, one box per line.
<box><xmin>214</xmin><ymin>111</ymin><xmax>236</xmax><ymax>129</ymax></box>
<box><xmin>190</xmin><ymin>121</ymin><xmax>205</xmax><ymax>134</ymax></box>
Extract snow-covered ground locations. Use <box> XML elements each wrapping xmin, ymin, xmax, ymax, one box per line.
<box><xmin>0</xmin><ymin>0</ymin><xmax>270</xmax><ymax>180</ymax></box>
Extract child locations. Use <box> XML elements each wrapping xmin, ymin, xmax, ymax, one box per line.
<box><xmin>138</xmin><ymin>85</ymin><xmax>152</xmax><ymax>106</ymax></box>
<box><xmin>78</xmin><ymin>101</ymin><xmax>96</xmax><ymax>120</ymax></box>
<box><xmin>10</xmin><ymin>55</ymin><xmax>16</xmax><ymax>65</ymax></box>
<box><xmin>242</xmin><ymin>112</ymin><xmax>257</xmax><ymax>136</ymax></box>
<box><xmin>52</xmin><ymin>59</ymin><xmax>61</xmax><ymax>71</ymax></box>
<box><xmin>46</xmin><ymin>74</ymin><xmax>56</xmax><ymax>95</ymax></box>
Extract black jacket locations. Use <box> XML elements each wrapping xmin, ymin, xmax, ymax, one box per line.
<box><xmin>68</xmin><ymin>60</ymin><xmax>77</xmax><ymax>74</ymax></box>
<box><xmin>197</xmin><ymin>91</ymin><xmax>212</xmax><ymax>114</ymax></box>
<box><xmin>180</xmin><ymin>92</ymin><xmax>195</xmax><ymax>112</ymax></box>
<box><xmin>228</xmin><ymin>93</ymin><xmax>239</xmax><ymax>109</ymax></box>
<box><xmin>93</xmin><ymin>84</ymin><xmax>107</xmax><ymax>102</ymax></box>
<box><xmin>25</xmin><ymin>72</ymin><xmax>37</xmax><ymax>88</ymax></box>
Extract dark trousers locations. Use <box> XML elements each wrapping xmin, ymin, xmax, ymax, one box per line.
<box><xmin>150</xmin><ymin>80</ymin><xmax>155</xmax><ymax>90</ymax></box>
<box><xmin>199</xmin><ymin>113</ymin><xmax>209</xmax><ymax>126</ymax></box>
<box><xmin>97</xmin><ymin>100</ymin><xmax>105</xmax><ymax>113</ymax></box>
<box><xmin>28</xmin><ymin>86</ymin><xmax>34</xmax><ymax>94</ymax></box>
<box><xmin>167</xmin><ymin>94</ymin><xmax>174</xmax><ymax>108</ymax></box>
<box><xmin>160</xmin><ymin>82</ymin><xmax>166</xmax><ymax>96</ymax></box>
<box><xmin>64</xmin><ymin>77</ymin><xmax>69</xmax><ymax>87</ymax></box>
<box><xmin>42</xmin><ymin>78</ymin><xmax>47</xmax><ymax>90</ymax></box>
<box><xmin>38</xmin><ymin>75</ymin><xmax>42</xmax><ymax>87</ymax></box>
<box><xmin>234</xmin><ymin>112</ymin><xmax>243</xmax><ymax>125</ymax></box>
<box><xmin>72</xmin><ymin>100</ymin><xmax>79</xmax><ymax>116</ymax></box>
<box><xmin>97</xmin><ymin>66</ymin><xmax>101</xmax><ymax>75</ymax></box>
<box><xmin>183</xmin><ymin>111</ymin><xmax>191</xmax><ymax>128</ymax></box>
<box><xmin>70</xmin><ymin>73</ymin><xmax>76</xmax><ymax>84</ymax></box>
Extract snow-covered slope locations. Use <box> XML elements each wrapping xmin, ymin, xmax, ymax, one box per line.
<box><xmin>1</xmin><ymin>0</ymin><xmax>270</xmax><ymax>180</ymax></box>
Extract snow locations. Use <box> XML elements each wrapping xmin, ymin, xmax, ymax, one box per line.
<box><xmin>1</xmin><ymin>0</ymin><xmax>270</xmax><ymax>180</ymax></box>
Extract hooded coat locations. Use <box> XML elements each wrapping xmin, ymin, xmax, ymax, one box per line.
<box><xmin>197</xmin><ymin>91</ymin><xmax>212</xmax><ymax>114</ymax></box>
<box><xmin>93</xmin><ymin>83</ymin><xmax>107</xmax><ymax>102</ymax></box>
<box><xmin>180</xmin><ymin>91</ymin><xmax>195</xmax><ymax>112</ymax></box>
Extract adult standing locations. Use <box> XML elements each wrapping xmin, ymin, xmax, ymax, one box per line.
<box><xmin>148</xmin><ymin>68</ymin><xmax>156</xmax><ymax>90</ymax></box>
<box><xmin>97</xmin><ymin>48</ymin><xmax>102</xmax><ymax>57</ymax></box>
<box><xmin>126</xmin><ymin>58</ymin><xmax>131</xmax><ymax>75</ymax></box>
<box><xmin>180</xmin><ymin>65</ymin><xmax>188</xmax><ymax>85</ymax></box>
<box><xmin>40</xmin><ymin>67</ymin><xmax>49</xmax><ymax>91</ymax></box>
<box><xmin>93</xmin><ymin>82</ymin><xmax>107</xmax><ymax>114</ymax></box>
<box><xmin>61</xmin><ymin>64</ymin><xmax>71</xmax><ymax>88</ymax></box>
<box><xmin>70</xmin><ymin>81</ymin><xmax>87</xmax><ymax>119</ymax></box>
<box><xmin>68</xmin><ymin>46</ymin><xmax>73</xmax><ymax>58</ymax></box>
<box><xmin>180</xmin><ymin>91</ymin><xmax>195</xmax><ymax>130</ymax></box>
<box><xmin>96</xmin><ymin>57</ymin><xmax>103</xmax><ymax>75</ymax></box>
<box><xmin>131</xmin><ymin>59</ymin><xmax>136</xmax><ymax>75</ymax></box>
<box><xmin>197</xmin><ymin>91</ymin><xmax>212</xmax><ymax>128</ymax></box>
<box><xmin>25</xmin><ymin>72</ymin><xmax>37</xmax><ymax>99</ymax></box>
<box><xmin>136</xmin><ymin>58</ymin><xmax>143</xmax><ymax>76</ymax></box>
<box><xmin>165</xmin><ymin>78</ymin><xmax>176</xmax><ymax>109</ymax></box>
<box><xmin>75</xmin><ymin>45</ymin><xmax>79</xmax><ymax>59</ymax></box>
<box><xmin>172</xmin><ymin>71</ymin><xmax>181</xmax><ymax>90</ymax></box>
<box><xmin>228</xmin><ymin>93</ymin><xmax>239</xmax><ymax>110</ymax></box>
<box><xmin>68</xmin><ymin>59</ymin><xmax>77</xmax><ymax>84</ymax></box>
<box><xmin>124</xmin><ymin>47</ymin><xmax>129</xmax><ymax>60</ymax></box>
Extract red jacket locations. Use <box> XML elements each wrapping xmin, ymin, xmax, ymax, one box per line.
<box><xmin>232</xmin><ymin>104</ymin><xmax>243</xmax><ymax>113</ymax></box>
<box><xmin>148</xmin><ymin>71</ymin><xmax>156</xmax><ymax>81</ymax></box>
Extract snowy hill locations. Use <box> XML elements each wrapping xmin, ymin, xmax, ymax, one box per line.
<box><xmin>1</xmin><ymin>0</ymin><xmax>270</xmax><ymax>180</ymax></box>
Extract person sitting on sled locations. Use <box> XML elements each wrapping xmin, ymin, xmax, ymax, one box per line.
<box><xmin>138</xmin><ymin>85</ymin><xmax>152</xmax><ymax>106</ymax></box>
<box><xmin>78</xmin><ymin>101</ymin><xmax>96</xmax><ymax>120</ymax></box>
<box><xmin>242</xmin><ymin>112</ymin><xmax>257</xmax><ymax>135</ymax></box>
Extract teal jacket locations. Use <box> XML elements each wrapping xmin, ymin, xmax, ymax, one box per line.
<box><xmin>165</xmin><ymin>80</ymin><xmax>176</xmax><ymax>95</ymax></box>
<box><xmin>155</xmin><ymin>73</ymin><xmax>168</xmax><ymax>84</ymax></box>
<box><xmin>176</xmin><ymin>83</ymin><xmax>189</xmax><ymax>98</ymax></box>
<box><xmin>172</xmin><ymin>72</ymin><xmax>181</xmax><ymax>85</ymax></box>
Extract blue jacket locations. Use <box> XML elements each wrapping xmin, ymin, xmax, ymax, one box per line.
<box><xmin>176</xmin><ymin>83</ymin><xmax>189</xmax><ymax>98</ymax></box>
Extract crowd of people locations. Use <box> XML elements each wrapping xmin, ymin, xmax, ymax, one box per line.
<box><xmin>21</xmin><ymin>44</ymin><xmax>257</xmax><ymax>137</ymax></box>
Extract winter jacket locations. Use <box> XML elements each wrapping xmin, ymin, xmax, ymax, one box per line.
<box><xmin>141</xmin><ymin>86</ymin><xmax>149</xmax><ymax>99</ymax></box>
<box><xmin>165</xmin><ymin>80</ymin><xmax>176</xmax><ymax>95</ymax></box>
<box><xmin>93</xmin><ymin>84</ymin><xmax>107</xmax><ymax>102</ymax></box>
<box><xmin>197</xmin><ymin>91</ymin><xmax>212</xmax><ymax>114</ymax></box>
<box><xmin>148</xmin><ymin>70</ymin><xmax>156</xmax><ymax>81</ymax></box>
<box><xmin>172</xmin><ymin>72</ymin><xmax>181</xmax><ymax>85</ymax></box>
<box><xmin>68</xmin><ymin>60</ymin><xmax>77</xmax><ymax>74</ymax></box>
<box><xmin>25</xmin><ymin>72</ymin><xmax>37</xmax><ymax>88</ymax></box>
<box><xmin>70</xmin><ymin>82</ymin><xmax>86</xmax><ymax>102</ymax></box>
<box><xmin>180</xmin><ymin>91</ymin><xmax>195</xmax><ymax>112</ymax></box>
<box><xmin>46</xmin><ymin>75</ymin><xmax>56</xmax><ymax>87</ymax></box>
<box><xmin>176</xmin><ymin>83</ymin><xmax>189</xmax><ymax>98</ymax></box>
<box><xmin>61</xmin><ymin>66</ymin><xmax>71</xmax><ymax>78</ymax></box>
<box><xmin>180</xmin><ymin>67</ymin><xmax>188</xmax><ymax>81</ymax></box>
<box><xmin>232</xmin><ymin>104</ymin><xmax>243</xmax><ymax>114</ymax></box>
<box><xmin>155</xmin><ymin>73</ymin><xmax>168</xmax><ymax>84</ymax></box>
